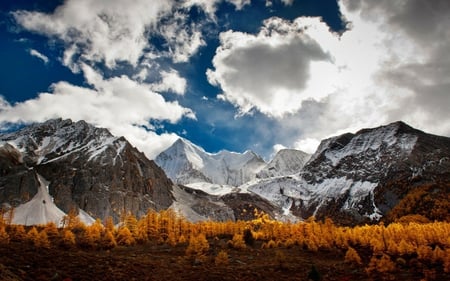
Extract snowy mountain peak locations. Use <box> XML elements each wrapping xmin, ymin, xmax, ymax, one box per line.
<box><xmin>155</xmin><ymin>137</ymin><xmax>266</xmax><ymax>187</ymax></box>
<box><xmin>0</xmin><ymin>118</ymin><xmax>124</xmax><ymax>165</ymax></box>
<box><xmin>257</xmin><ymin>149</ymin><xmax>311</xmax><ymax>178</ymax></box>
<box><xmin>310</xmin><ymin>121</ymin><xmax>418</xmax><ymax>167</ymax></box>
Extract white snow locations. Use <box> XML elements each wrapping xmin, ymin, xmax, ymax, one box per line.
<box><xmin>258</xmin><ymin>149</ymin><xmax>311</xmax><ymax>178</ymax></box>
<box><xmin>155</xmin><ymin>138</ymin><xmax>266</xmax><ymax>187</ymax></box>
<box><xmin>9</xmin><ymin>174</ymin><xmax>66</xmax><ymax>226</ymax></box>
<box><xmin>185</xmin><ymin>182</ymin><xmax>236</xmax><ymax>196</ymax></box>
<box><xmin>246</xmin><ymin>175</ymin><xmax>379</xmax><ymax>219</ymax></box>
<box><xmin>7</xmin><ymin>174</ymin><xmax>96</xmax><ymax>226</ymax></box>
<box><xmin>310</xmin><ymin>123</ymin><xmax>418</xmax><ymax>167</ymax></box>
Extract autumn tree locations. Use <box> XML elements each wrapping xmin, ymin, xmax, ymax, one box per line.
<box><xmin>101</xmin><ymin>230</ymin><xmax>117</xmax><ymax>249</ymax></box>
<box><xmin>61</xmin><ymin>229</ymin><xmax>76</xmax><ymax>248</ymax></box>
<box><xmin>344</xmin><ymin>247</ymin><xmax>362</xmax><ymax>266</ymax></box>
<box><xmin>228</xmin><ymin>233</ymin><xmax>246</xmax><ymax>250</ymax></box>
<box><xmin>0</xmin><ymin>225</ymin><xmax>9</xmax><ymax>244</ymax></box>
<box><xmin>215</xmin><ymin>250</ymin><xmax>229</xmax><ymax>266</ymax></box>
<box><xmin>186</xmin><ymin>234</ymin><xmax>209</xmax><ymax>258</ymax></box>
<box><xmin>116</xmin><ymin>226</ymin><xmax>135</xmax><ymax>246</ymax></box>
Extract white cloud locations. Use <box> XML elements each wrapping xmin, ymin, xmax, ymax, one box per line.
<box><xmin>28</xmin><ymin>49</ymin><xmax>49</xmax><ymax>64</ymax></box>
<box><xmin>0</xmin><ymin>65</ymin><xmax>195</xmax><ymax>158</ymax></box>
<box><xmin>183</xmin><ymin>0</ymin><xmax>251</xmax><ymax>16</ymax></box>
<box><xmin>207</xmin><ymin>17</ymin><xmax>336</xmax><ymax>117</ymax></box>
<box><xmin>272</xmin><ymin>143</ymin><xmax>286</xmax><ymax>153</ymax></box>
<box><xmin>13</xmin><ymin>0</ymin><xmax>174</xmax><ymax>69</ymax></box>
<box><xmin>280</xmin><ymin>0</ymin><xmax>294</xmax><ymax>5</ymax></box>
<box><xmin>293</xmin><ymin>138</ymin><xmax>320</xmax><ymax>154</ymax></box>
<box><xmin>152</xmin><ymin>69</ymin><xmax>187</xmax><ymax>95</ymax></box>
<box><xmin>158</xmin><ymin>11</ymin><xmax>206</xmax><ymax>63</ymax></box>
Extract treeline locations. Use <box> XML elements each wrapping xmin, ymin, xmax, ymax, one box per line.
<box><xmin>1</xmin><ymin>209</ymin><xmax>449</xmax><ymax>278</ymax></box>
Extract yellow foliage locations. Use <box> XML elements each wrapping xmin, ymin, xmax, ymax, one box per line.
<box><xmin>228</xmin><ymin>234</ymin><xmax>246</xmax><ymax>250</ymax></box>
<box><xmin>344</xmin><ymin>247</ymin><xmax>362</xmax><ymax>265</ymax></box>
<box><xmin>0</xmin><ymin>226</ymin><xmax>9</xmax><ymax>244</ymax></box>
<box><xmin>61</xmin><ymin>229</ymin><xmax>76</xmax><ymax>248</ymax></box>
<box><xmin>214</xmin><ymin>250</ymin><xmax>229</xmax><ymax>266</ymax></box>
<box><xmin>101</xmin><ymin>230</ymin><xmax>117</xmax><ymax>249</ymax></box>
<box><xmin>366</xmin><ymin>254</ymin><xmax>396</xmax><ymax>274</ymax></box>
<box><xmin>186</xmin><ymin>234</ymin><xmax>209</xmax><ymax>257</ymax></box>
<box><xmin>116</xmin><ymin>226</ymin><xmax>135</xmax><ymax>246</ymax></box>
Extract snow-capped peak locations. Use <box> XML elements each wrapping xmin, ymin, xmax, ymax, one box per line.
<box><xmin>155</xmin><ymin>137</ymin><xmax>266</xmax><ymax>187</ymax></box>
<box><xmin>310</xmin><ymin>121</ymin><xmax>418</xmax><ymax>166</ymax></box>
<box><xmin>0</xmin><ymin>118</ymin><xmax>125</xmax><ymax>165</ymax></box>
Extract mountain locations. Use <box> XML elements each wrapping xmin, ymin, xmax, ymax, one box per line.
<box><xmin>245</xmin><ymin>121</ymin><xmax>450</xmax><ymax>224</ymax></box>
<box><xmin>155</xmin><ymin>138</ymin><xmax>266</xmax><ymax>187</ymax></box>
<box><xmin>257</xmin><ymin>149</ymin><xmax>310</xmax><ymax>178</ymax></box>
<box><xmin>0</xmin><ymin>119</ymin><xmax>174</xmax><ymax>223</ymax></box>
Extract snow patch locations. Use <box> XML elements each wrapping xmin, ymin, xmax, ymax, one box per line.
<box><xmin>9</xmin><ymin>174</ymin><xmax>67</xmax><ymax>226</ymax></box>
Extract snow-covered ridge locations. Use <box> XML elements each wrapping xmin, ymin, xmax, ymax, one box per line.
<box><xmin>0</xmin><ymin>118</ymin><xmax>126</xmax><ymax>164</ymax></box>
<box><xmin>310</xmin><ymin>121</ymin><xmax>418</xmax><ymax>166</ymax></box>
<box><xmin>155</xmin><ymin>138</ymin><xmax>266</xmax><ymax>186</ymax></box>
<box><xmin>257</xmin><ymin>149</ymin><xmax>310</xmax><ymax>178</ymax></box>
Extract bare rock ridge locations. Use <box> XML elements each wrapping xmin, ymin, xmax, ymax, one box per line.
<box><xmin>0</xmin><ymin>118</ymin><xmax>174</xmax><ymax>223</ymax></box>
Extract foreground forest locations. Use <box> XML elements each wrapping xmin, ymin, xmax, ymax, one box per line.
<box><xmin>1</xmin><ymin>210</ymin><xmax>449</xmax><ymax>281</ymax></box>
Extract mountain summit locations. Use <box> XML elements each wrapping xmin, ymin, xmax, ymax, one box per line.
<box><xmin>155</xmin><ymin>138</ymin><xmax>266</xmax><ymax>187</ymax></box>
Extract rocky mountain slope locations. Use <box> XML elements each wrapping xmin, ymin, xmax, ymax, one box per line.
<box><xmin>245</xmin><ymin>121</ymin><xmax>450</xmax><ymax>224</ymax></box>
<box><xmin>0</xmin><ymin>119</ymin><xmax>174</xmax><ymax>223</ymax></box>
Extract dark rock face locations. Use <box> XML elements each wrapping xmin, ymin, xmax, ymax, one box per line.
<box><xmin>0</xmin><ymin>119</ymin><xmax>174</xmax><ymax>222</ymax></box>
<box><xmin>294</xmin><ymin>121</ymin><xmax>450</xmax><ymax>224</ymax></box>
<box><xmin>0</xmin><ymin>144</ymin><xmax>39</xmax><ymax>209</ymax></box>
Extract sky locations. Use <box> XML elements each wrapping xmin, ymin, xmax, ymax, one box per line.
<box><xmin>0</xmin><ymin>0</ymin><xmax>449</xmax><ymax>160</ymax></box>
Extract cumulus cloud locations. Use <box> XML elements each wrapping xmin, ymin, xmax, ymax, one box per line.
<box><xmin>157</xmin><ymin>11</ymin><xmax>206</xmax><ymax>63</ymax></box>
<box><xmin>28</xmin><ymin>49</ymin><xmax>49</xmax><ymax>64</ymax></box>
<box><xmin>207</xmin><ymin>17</ymin><xmax>336</xmax><ymax>117</ymax></box>
<box><xmin>12</xmin><ymin>0</ymin><xmax>175</xmax><ymax>69</ymax></box>
<box><xmin>152</xmin><ymin>69</ymin><xmax>187</xmax><ymax>95</ymax></box>
<box><xmin>0</xmin><ymin>65</ymin><xmax>195</xmax><ymax>158</ymax></box>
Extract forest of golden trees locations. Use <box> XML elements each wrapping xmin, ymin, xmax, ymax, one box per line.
<box><xmin>1</xmin><ymin>209</ymin><xmax>449</xmax><ymax>279</ymax></box>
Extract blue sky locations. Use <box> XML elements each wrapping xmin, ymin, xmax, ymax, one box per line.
<box><xmin>1</xmin><ymin>0</ymin><xmax>449</xmax><ymax>160</ymax></box>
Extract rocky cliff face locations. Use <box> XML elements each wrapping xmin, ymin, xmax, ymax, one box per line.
<box><xmin>0</xmin><ymin>119</ymin><xmax>174</xmax><ymax>222</ymax></box>
<box><xmin>246</xmin><ymin>121</ymin><xmax>450</xmax><ymax>224</ymax></box>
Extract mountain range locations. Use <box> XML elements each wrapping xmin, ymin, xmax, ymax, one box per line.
<box><xmin>1</xmin><ymin>119</ymin><xmax>449</xmax><ymax>225</ymax></box>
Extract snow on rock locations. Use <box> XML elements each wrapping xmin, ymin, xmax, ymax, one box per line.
<box><xmin>155</xmin><ymin>138</ymin><xmax>266</xmax><ymax>188</ymax></box>
<box><xmin>185</xmin><ymin>182</ymin><xmax>237</xmax><ymax>196</ymax></box>
<box><xmin>0</xmin><ymin>118</ymin><xmax>123</xmax><ymax>165</ymax></box>
<box><xmin>310</xmin><ymin>121</ymin><xmax>418</xmax><ymax>167</ymax></box>
<box><xmin>10</xmin><ymin>174</ymin><xmax>66</xmax><ymax>226</ymax></box>
<box><xmin>7</xmin><ymin>174</ymin><xmax>96</xmax><ymax>226</ymax></box>
<box><xmin>257</xmin><ymin>149</ymin><xmax>310</xmax><ymax>178</ymax></box>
